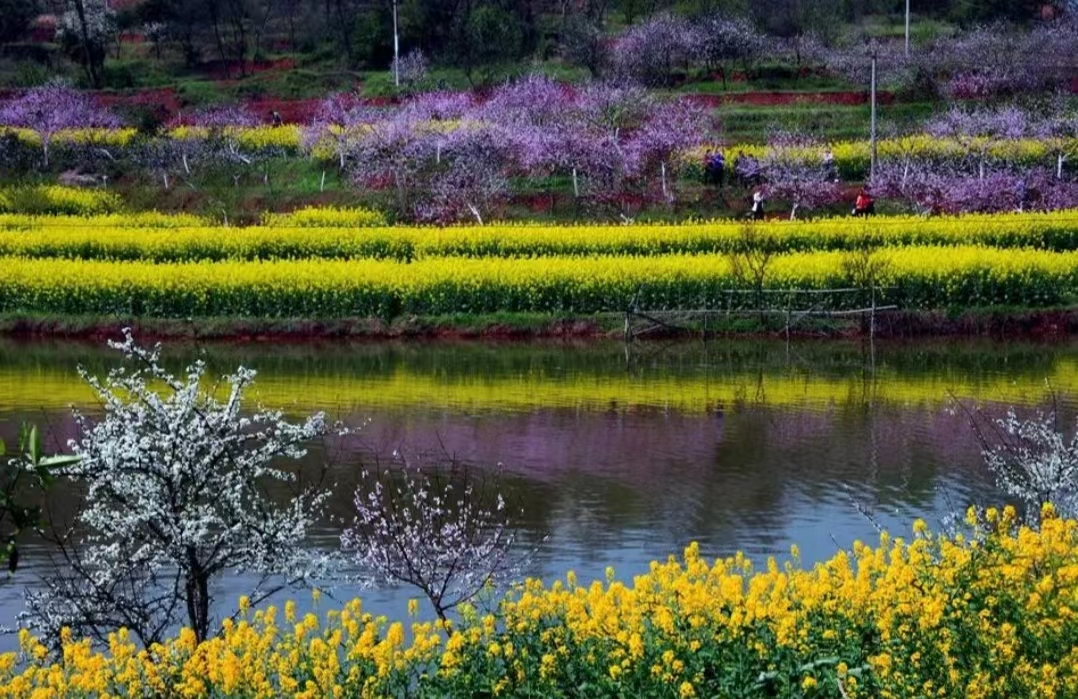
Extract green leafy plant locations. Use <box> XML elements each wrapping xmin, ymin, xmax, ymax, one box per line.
<box><xmin>0</xmin><ymin>424</ymin><xmax>77</xmax><ymax>574</ymax></box>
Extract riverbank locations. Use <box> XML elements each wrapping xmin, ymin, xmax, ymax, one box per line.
<box><xmin>4</xmin><ymin>307</ymin><xmax>1078</xmax><ymax>342</ymax></box>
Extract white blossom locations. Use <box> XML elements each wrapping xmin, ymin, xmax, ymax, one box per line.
<box><xmin>25</xmin><ymin>330</ymin><xmax>341</xmax><ymax>645</ymax></box>
<box><xmin>980</xmin><ymin>408</ymin><xmax>1078</xmax><ymax>521</ymax></box>
<box><xmin>342</xmin><ymin>461</ymin><xmax>537</xmax><ymax>623</ymax></box>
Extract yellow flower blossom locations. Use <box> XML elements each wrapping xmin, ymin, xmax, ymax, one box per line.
<box><xmin>2</xmin><ymin>513</ymin><xmax>1078</xmax><ymax>698</ymax></box>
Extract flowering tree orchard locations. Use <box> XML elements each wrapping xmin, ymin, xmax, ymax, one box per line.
<box><xmin>929</xmin><ymin>22</ymin><xmax>1078</xmax><ymax>99</ymax></box>
<box><xmin>763</xmin><ymin>158</ymin><xmax>845</xmax><ymax>220</ymax></box>
<box><xmin>300</xmin><ymin>77</ymin><xmax>718</xmax><ymax>222</ymax></box>
<box><xmin>628</xmin><ymin>99</ymin><xmax>715</xmax><ymax>201</ymax></box>
<box><xmin>391</xmin><ymin>50</ymin><xmax>429</xmax><ymax>92</ymax></box>
<box><xmin>873</xmin><ymin>162</ymin><xmax>1078</xmax><ymax>214</ymax></box>
<box><xmin>417</xmin><ymin>125</ymin><xmax>515</xmax><ymax>224</ymax></box>
<box><xmin>302</xmin><ymin>93</ymin><xmax>373</xmax><ymax>173</ymax></box>
<box><xmin>26</xmin><ymin>331</ymin><xmax>340</xmax><ymax>646</ymax></box>
<box><xmin>0</xmin><ymin>85</ymin><xmax>120</xmax><ymax>167</ymax></box>
<box><xmin>760</xmin><ymin>132</ymin><xmax>844</xmax><ymax>219</ymax></box>
<box><xmin>608</xmin><ymin>12</ymin><xmax>765</xmax><ymax>89</ymax></box>
<box><xmin>611</xmin><ymin>14</ymin><xmax>697</xmax><ymax>87</ymax></box>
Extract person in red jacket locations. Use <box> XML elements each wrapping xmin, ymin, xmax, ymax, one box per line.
<box><xmin>853</xmin><ymin>188</ymin><xmax>875</xmax><ymax>217</ymax></box>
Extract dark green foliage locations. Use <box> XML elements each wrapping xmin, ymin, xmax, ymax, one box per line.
<box><xmin>0</xmin><ymin>0</ymin><xmax>1058</xmax><ymax>93</ymax></box>
<box><xmin>0</xmin><ymin>425</ymin><xmax>76</xmax><ymax>575</ymax></box>
<box><xmin>0</xmin><ymin>0</ymin><xmax>39</xmax><ymax>44</ymax></box>
<box><xmin>947</xmin><ymin>0</ymin><xmax>1042</xmax><ymax>24</ymax></box>
<box><xmin>450</xmin><ymin>3</ymin><xmax>527</xmax><ymax>82</ymax></box>
<box><xmin>560</xmin><ymin>16</ymin><xmax>608</xmax><ymax>77</ymax></box>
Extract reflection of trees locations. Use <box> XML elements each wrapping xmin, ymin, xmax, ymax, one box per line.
<box><xmin>0</xmin><ymin>396</ymin><xmax>1004</xmax><ymax>612</ymax></box>
<box><xmin>0</xmin><ymin>400</ymin><xmax>1009</xmax><ymax>556</ymax></box>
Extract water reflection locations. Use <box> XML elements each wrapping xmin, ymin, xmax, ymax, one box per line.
<box><xmin>0</xmin><ymin>337</ymin><xmax>1067</xmax><ymax>645</ymax></box>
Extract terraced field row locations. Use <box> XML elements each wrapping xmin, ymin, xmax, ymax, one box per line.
<box><xmin>2</xmin><ymin>210</ymin><xmax>1077</xmax><ymax>318</ymax></box>
<box><xmin>4</xmin><ymin>211</ymin><xmax>1078</xmax><ymax>261</ymax></box>
<box><xmin>0</xmin><ymin>246</ymin><xmax>1071</xmax><ymax>316</ymax></box>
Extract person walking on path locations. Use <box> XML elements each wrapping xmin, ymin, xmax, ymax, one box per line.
<box><xmin>703</xmin><ymin>150</ymin><xmax>722</xmax><ymax>186</ymax></box>
<box><xmin>705</xmin><ymin>150</ymin><xmax>725</xmax><ymax>186</ymax></box>
<box><xmin>852</xmin><ymin>188</ymin><xmax>875</xmax><ymax>217</ymax></box>
<box><xmin>823</xmin><ymin>147</ymin><xmax>837</xmax><ymax>182</ymax></box>
<box><xmin>751</xmin><ymin>189</ymin><xmax>766</xmax><ymax>220</ymax></box>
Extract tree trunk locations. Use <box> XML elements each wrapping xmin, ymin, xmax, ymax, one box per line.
<box><xmin>209</xmin><ymin>5</ymin><xmax>229</xmax><ymax>74</ymax></box>
<box><xmin>71</xmin><ymin>0</ymin><xmax>102</xmax><ymax>88</ymax></box>
<box><xmin>334</xmin><ymin>0</ymin><xmax>353</xmax><ymax>63</ymax></box>
<box><xmin>185</xmin><ymin>555</ymin><xmax>211</xmax><ymax>642</ymax></box>
<box><xmin>288</xmin><ymin>3</ymin><xmax>297</xmax><ymax>51</ymax></box>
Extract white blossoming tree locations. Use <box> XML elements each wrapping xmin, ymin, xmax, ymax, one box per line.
<box><xmin>977</xmin><ymin>408</ymin><xmax>1078</xmax><ymax>522</ymax></box>
<box><xmin>342</xmin><ymin>461</ymin><xmax>534</xmax><ymax>624</ymax></box>
<box><xmin>26</xmin><ymin>331</ymin><xmax>339</xmax><ymax>645</ymax></box>
<box><xmin>955</xmin><ymin>392</ymin><xmax>1078</xmax><ymax>525</ymax></box>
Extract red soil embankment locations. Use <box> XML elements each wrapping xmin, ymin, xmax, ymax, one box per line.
<box><xmin>87</xmin><ymin>88</ymin><xmax>393</xmax><ymax>125</ymax></box>
<box><xmin>94</xmin><ymin>87</ymin><xmax>183</xmax><ymax>117</ymax></box>
<box><xmin>200</xmin><ymin>58</ymin><xmax>297</xmax><ymax>81</ymax></box>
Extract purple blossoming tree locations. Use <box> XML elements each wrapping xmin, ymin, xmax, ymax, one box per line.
<box><xmin>418</xmin><ymin>124</ymin><xmax>514</xmax><ymax>224</ymax></box>
<box><xmin>401</xmin><ymin>91</ymin><xmax>475</xmax><ymax>122</ymax></box>
<box><xmin>873</xmin><ymin>163</ymin><xmax>1078</xmax><ymax>214</ymax></box>
<box><xmin>627</xmin><ymin>99</ymin><xmax>715</xmax><ymax>200</ymax></box>
<box><xmin>758</xmin><ymin>131</ymin><xmax>844</xmax><ymax>219</ymax></box>
<box><xmin>391</xmin><ymin>50</ymin><xmax>429</xmax><ymax>92</ymax></box>
<box><xmin>611</xmin><ymin>14</ymin><xmax>697</xmax><ymax>87</ymax></box>
<box><xmin>0</xmin><ymin>84</ymin><xmax>120</xmax><ymax>167</ymax></box>
<box><xmin>695</xmin><ymin>13</ymin><xmax>765</xmax><ymax>90</ymax></box>
<box><xmin>303</xmin><ymin>93</ymin><xmax>371</xmax><ymax>171</ymax></box>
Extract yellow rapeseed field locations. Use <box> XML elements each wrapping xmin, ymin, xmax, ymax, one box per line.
<box><xmin>3</xmin><ymin>211</ymin><xmax>1078</xmax><ymax>262</ymax></box>
<box><xmin>0</xmin><ymin>246</ymin><xmax>1072</xmax><ymax>317</ymax></box>
<box><xmin>0</xmin><ymin>210</ymin><xmax>1076</xmax><ymax>317</ymax></box>
<box><xmin>0</xmin><ymin>186</ymin><xmax>122</xmax><ymax>216</ymax></box>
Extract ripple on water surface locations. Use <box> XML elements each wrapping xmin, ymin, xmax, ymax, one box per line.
<box><xmin>0</xmin><ymin>338</ymin><xmax>1063</xmax><ymax>645</ymax></box>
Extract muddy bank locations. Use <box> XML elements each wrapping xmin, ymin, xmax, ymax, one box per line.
<box><xmin>3</xmin><ymin>308</ymin><xmax>1078</xmax><ymax>343</ymax></box>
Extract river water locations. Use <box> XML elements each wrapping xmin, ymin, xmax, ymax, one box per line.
<box><xmin>0</xmin><ymin>337</ymin><xmax>1070</xmax><ymax>644</ymax></box>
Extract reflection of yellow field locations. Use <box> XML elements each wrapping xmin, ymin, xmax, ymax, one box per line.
<box><xmin>1</xmin><ymin>363</ymin><xmax>1073</xmax><ymax>414</ymax></box>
